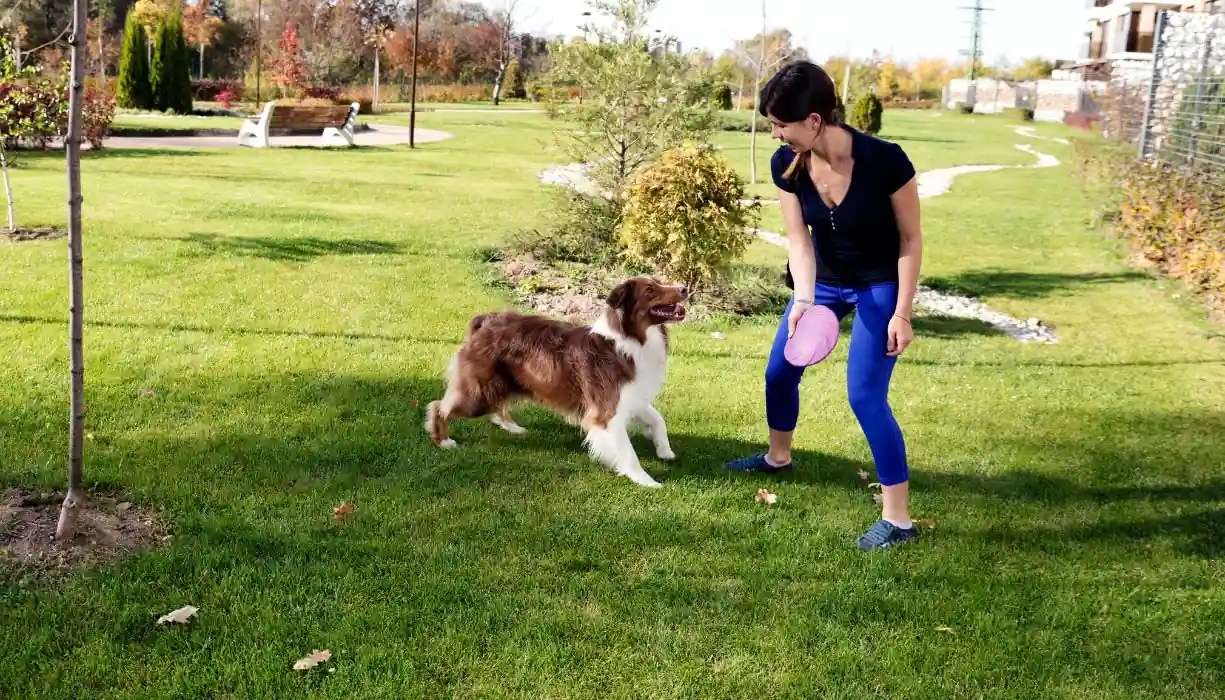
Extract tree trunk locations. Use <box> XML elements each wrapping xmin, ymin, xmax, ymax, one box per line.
<box><xmin>56</xmin><ymin>0</ymin><xmax>89</xmax><ymax>543</ymax></box>
<box><xmin>750</xmin><ymin>0</ymin><xmax>766</xmax><ymax>185</ymax></box>
<box><xmin>409</xmin><ymin>0</ymin><xmax>420</xmax><ymax>148</ymax></box>
<box><xmin>373</xmin><ymin>45</ymin><xmax>380</xmax><ymax>111</ymax></box>
<box><xmin>199</xmin><ymin>43</ymin><xmax>205</xmax><ymax>80</ymax></box>
<box><xmin>98</xmin><ymin>31</ymin><xmax>106</xmax><ymax>89</ymax></box>
<box><xmin>1</xmin><ymin>148</ymin><xmax>15</xmax><ymax>233</ymax></box>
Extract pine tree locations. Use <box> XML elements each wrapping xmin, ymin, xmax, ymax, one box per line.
<box><xmin>116</xmin><ymin>10</ymin><xmax>153</xmax><ymax>109</ymax></box>
<box><xmin>151</xmin><ymin>10</ymin><xmax>192</xmax><ymax>113</ymax></box>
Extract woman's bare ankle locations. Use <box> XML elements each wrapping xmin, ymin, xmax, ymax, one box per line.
<box><xmin>765</xmin><ymin>452</ymin><xmax>791</xmax><ymax>466</ymax></box>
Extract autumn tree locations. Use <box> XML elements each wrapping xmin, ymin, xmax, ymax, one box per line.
<box><xmin>272</xmin><ymin>22</ymin><xmax>307</xmax><ymax>96</ymax></box>
<box><xmin>912</xmin><ymin>57</ymin><xmax>950</xmax><ymax>100</ymax></box>
<box><xmin>1011</xmin><ymin>57</ymin><xmax>1056</xmax><ymax>81</ymax></box>
<box><xmin>182</xmin><ymin>0</ymin><xmax>223</xmax><ymax>79</ymax></box>
<box><xmin>876</xmin><ymin>57</ymin><xmax>898</xmax><ymax>99</ymax></box>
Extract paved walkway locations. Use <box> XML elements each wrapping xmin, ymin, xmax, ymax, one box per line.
<box><xmin>101</xmin><ymin>124</ymin><xmax>455</xmax><ymax>150</ymax></box>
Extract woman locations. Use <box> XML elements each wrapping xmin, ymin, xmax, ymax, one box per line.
<box><xmin>725</xmin><ymin>61</ymin><xmax>924</xmax><ymax>552</ymax></box>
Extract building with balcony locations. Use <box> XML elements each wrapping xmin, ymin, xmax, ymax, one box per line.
<box><xmin>1070</xmin><ymin>1</ymin><xmax>1219</xmax><ymax>79</ymax></box>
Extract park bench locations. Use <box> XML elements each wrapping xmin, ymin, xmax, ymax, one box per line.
<box><xmin>237</xmin><ymin>101</ymin><xmax>360</xmax><ymax>148</ymax></box>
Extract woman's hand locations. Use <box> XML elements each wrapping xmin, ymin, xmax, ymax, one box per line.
<box><xmin>886</xmin><ymin>314</ymin><xmax>913</xmax><ymax>356</ymax></box>
<box><xmin>787</xmin><ymin>300</ymin><xmax>813</xmax><ymax>338</ymax></box>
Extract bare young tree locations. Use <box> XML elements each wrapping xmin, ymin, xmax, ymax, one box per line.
<box><xmin>730</xmin><ymin>6</ymin><xmax>805</xmax><ymax>183</ymax></box>
<box><xmin>56</xmin><ymin>0</ymin><xmax>89</xmax><ymax>542</ymax></box>
<box><xmin>490</xmin><ymin>0</ymin><xmax>520</xmax><ymax>106</ymax></box>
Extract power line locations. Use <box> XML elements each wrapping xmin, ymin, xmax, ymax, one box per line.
<box><xmin>959</xmin><ymin>0</ymin><xmax>993</xmax><ymax>80</ymax></box>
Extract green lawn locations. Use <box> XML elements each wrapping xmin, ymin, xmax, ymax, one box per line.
<box><xmin>2</xmin><ymin>109</ymin><xmax>1224</xmax><ymax>699</ymax></box>
<box><xmin>111</xmin><ymin>113</ymin><xmax>246</xmax><ymax>131</ymax></box>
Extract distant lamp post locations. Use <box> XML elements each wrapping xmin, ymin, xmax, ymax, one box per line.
<box><xmin>255</xmin><ymin>0</ymin><xmax>262</xmax><ymax>105</ymax></box>
<box><xmin>410</xmin><ymin>0</ymin><xmax>421</xmax><ymax>148</ymax></box>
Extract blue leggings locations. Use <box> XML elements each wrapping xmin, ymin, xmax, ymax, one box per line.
<box><xmin>765</xmin><ymin>281</ymin><xmax>909</xmax><ymax>486</ymax></box>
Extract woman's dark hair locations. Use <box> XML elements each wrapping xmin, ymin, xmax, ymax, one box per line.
<box><xmin>758</xmin><ymin>60</ymin><xmax>842</xmax><ymax>126</ymax></box>
<box><xmin>758</xmin><ymin>61</ymin><xmax>844</xmax><ymax>182</ymax></box>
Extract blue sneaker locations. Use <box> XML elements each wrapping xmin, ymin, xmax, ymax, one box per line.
<box><xmin>857</xmin><ymin>519</ymin><xmax>919</xmax><ymax>551</ymax></box>
<box><xmin>724</xmin><ymin>453</ymin><xmax>792</xmax><ymax>473</ymax></box>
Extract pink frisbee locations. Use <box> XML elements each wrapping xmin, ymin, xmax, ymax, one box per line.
<box><xmin>784</xmin><ymin>304</ymin><xmax>840</xmax><ymax>367</ymax></box>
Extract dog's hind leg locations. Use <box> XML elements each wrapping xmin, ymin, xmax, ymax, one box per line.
<box><xmin>490</xmin><ymin>404</ymin><xmax>526</xmax><ymax>435</ymax></box>
<box><xmin>426</xmin><ymin>354</ymin><xmax>500</xmax><ymax>448</ymax></box>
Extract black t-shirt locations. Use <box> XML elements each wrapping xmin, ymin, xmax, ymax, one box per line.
<box><xmin>771</xmin><ymin>125</ymin><xmax>916</xmax><ymax>288</ymax></box>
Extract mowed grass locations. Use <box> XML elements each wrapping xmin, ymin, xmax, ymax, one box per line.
<box><xmin>1</xmin><ymin>109</ymin><xmax>1224</xmax><ymax>699</ymax></box>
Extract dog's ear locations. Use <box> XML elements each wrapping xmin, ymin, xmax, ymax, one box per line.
<box><xmin>607</xmin><ymin>282</ymin><xmax>631</xmax><ymax>311</ymax></box>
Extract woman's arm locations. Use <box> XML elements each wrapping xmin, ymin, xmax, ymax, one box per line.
<box><xmin>886</xmin><ymin>176</ymin><xmax>921</xmax><ymax>356</ymax></box>
<box><xmin>780</xmin><ymin>189</ymin><xmax>816</xmax><ymax>302</ymax></box>
<box><xmin>890</xmin><ymin>176</ymin><xmax>922</xmax><ymax>319</ymax></box>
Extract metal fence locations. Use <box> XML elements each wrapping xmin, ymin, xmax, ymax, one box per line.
<box><xmin>1103</xmin><ymin>9</ymin><xmax>1225</xmax><ymax>179</ymax></box>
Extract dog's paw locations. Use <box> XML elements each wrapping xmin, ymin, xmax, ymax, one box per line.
<box><xmin>439</xmin><ymin>438</ymin><xmax>458</xmax><ymax>449</ymax></box>
<box><xmin>624</xmin><ymin>472</ymin><xmax>663</xmax><ymax>488</ymax></box>
<box><xmin>490</xmin><ymin>415</ymin><xmax>527</xmax><ymax>435</ymax></box>
<box><xmin>655</xmin><ymin>447</ymin><xmax>676</xmax><ymax>461</ymax></box>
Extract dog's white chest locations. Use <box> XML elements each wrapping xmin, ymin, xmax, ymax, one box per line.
<box><xmin>623</xmin><ymin>326</ymin><xmax>668</xmax><ymax>404</ymax></box>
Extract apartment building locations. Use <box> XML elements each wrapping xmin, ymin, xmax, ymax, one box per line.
<box><xmin>1078</xmin><ymin>1</ymin><xmax>1218</xmax><ymax>71</ymax></box>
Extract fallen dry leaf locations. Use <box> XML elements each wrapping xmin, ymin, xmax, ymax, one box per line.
<box><xmin>117</xmin><ymin>502</ymin><xmax>133</xmax><ymax>512</ymax></box>
<box><xmin>935</xmin><ymin>626</ymin><xmax>955</xmax><ymax>635</ymax></box>
<box><xmin>857</xmin><ymin>469</ymin><xmax>870</xmax><ymax>487</ymax></box>
<box><xmin>332</xmin><ymin>502</ymin><xmax>355</xmax><ymax>521</ymax></box>
<box><xmin>86</xmin><ymin>432</ymin><xmax>95</xmax><ymax>441</ymax></box>
<box><xmin>293</xmin><ymin>649</ymin><xmax>332</xmax><ymax>671</ymax></box>
<box><xmin>710</xmin><ymin>331</ymin><xmax>726</xmax><ymax>340</ymax></box>
<box><xmin>872</xmin><ymin>493</ymin><xmax>884</xmax><ymax>505</ymax></box>
<box><xmin>141</xmin><ymin>388</ymin><xmax>155</xmax><ymax>397</ymax></box>
<box><xmin>754</xmin><ymin>488</ymin><xmax>778</xmax><ymax>506</ymax></box>
<box><xmin>868</xmin><ymin>482</ymin><xmax>882</xmax><ymax>490</ymax></box>
<box><xmin>411</xmin><ymin>399</ymin><xmax>419</xmax><ymax>408</ymax></box>
<box><xmin>918</xmin><ymin>519</ymin><xmax>937</xmax><ymax>530</ymax></box>
<box><xmin>156</xmin><ymin>605</ymin><xmax>198</xmax><ymax>625</ymax></box>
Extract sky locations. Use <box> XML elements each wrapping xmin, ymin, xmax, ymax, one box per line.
<box><xmin>482</xmin><ymin>0</ymin><xmax>1089</xmax><ymax>66</ymax></box>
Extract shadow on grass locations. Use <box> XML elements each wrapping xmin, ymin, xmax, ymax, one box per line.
<box><xmin>3</xmin><ymin>313</ymin><xmax>1222</xmax><ymax>371</ymax></box>
<box><xmin>923</xmin><ymin>268</ymin><xmax>1149</xmax><ymax>300</ymax></box>
<box><xmin>0</xmin><ymin>313</ymin><xmax>462</xmax><ymax>345</ymax></box>
<box><xmin>13</xmin><ymin>366</ymin><xmax>1211</xmax><ymax>560</ymax></box>
<box><xmin>179</xmin><ymin>233</ymin><xmax>405</xmax><ymax>262</ymax></box>
<box><xmin>909</xmin><ymin>314</ymin><xmax>1002</xmax><ymax>338</ymax></box>
<box><xmin>84</xmin><ymin>147</ymin><xmax>218</xmax><ymax>160</ymax></box>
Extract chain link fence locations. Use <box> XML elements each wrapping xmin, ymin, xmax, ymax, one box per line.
<box><xmin>1102</xmin><ymin>9</ymin><xmax>1225</xmax><ymax>179</ymax></box>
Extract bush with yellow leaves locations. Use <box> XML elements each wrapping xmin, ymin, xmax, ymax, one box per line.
<box><xmin>617</xmin><ymin>142</ymin><xmax>760</xmax><ymax>290</ymax></box>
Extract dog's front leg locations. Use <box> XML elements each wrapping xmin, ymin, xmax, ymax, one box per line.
<box><xmin>586</xmin><ymin>419</ymin><xmax>662</xmax><ymax>488</ymax></box>
<box><xmin>638</xmin><ymin>405</ymin><xmax>675</xmax><ymax>461</ymax></box>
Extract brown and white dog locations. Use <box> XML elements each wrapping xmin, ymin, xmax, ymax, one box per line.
<box><xmin>425</xmin><ymin>276</ymin><xmax>689</xmax><ymax>488</ymax></box>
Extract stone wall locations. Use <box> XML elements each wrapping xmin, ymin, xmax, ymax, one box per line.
<box><xmin>943</xmin><ymin>76</ymin><xmax>1106</xmax><ymax>122</ymax></box>
<box><xmin>1142</xmin><ymin>11</ymin><xmax>1225</xmax><ymax>158</ymax></box>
